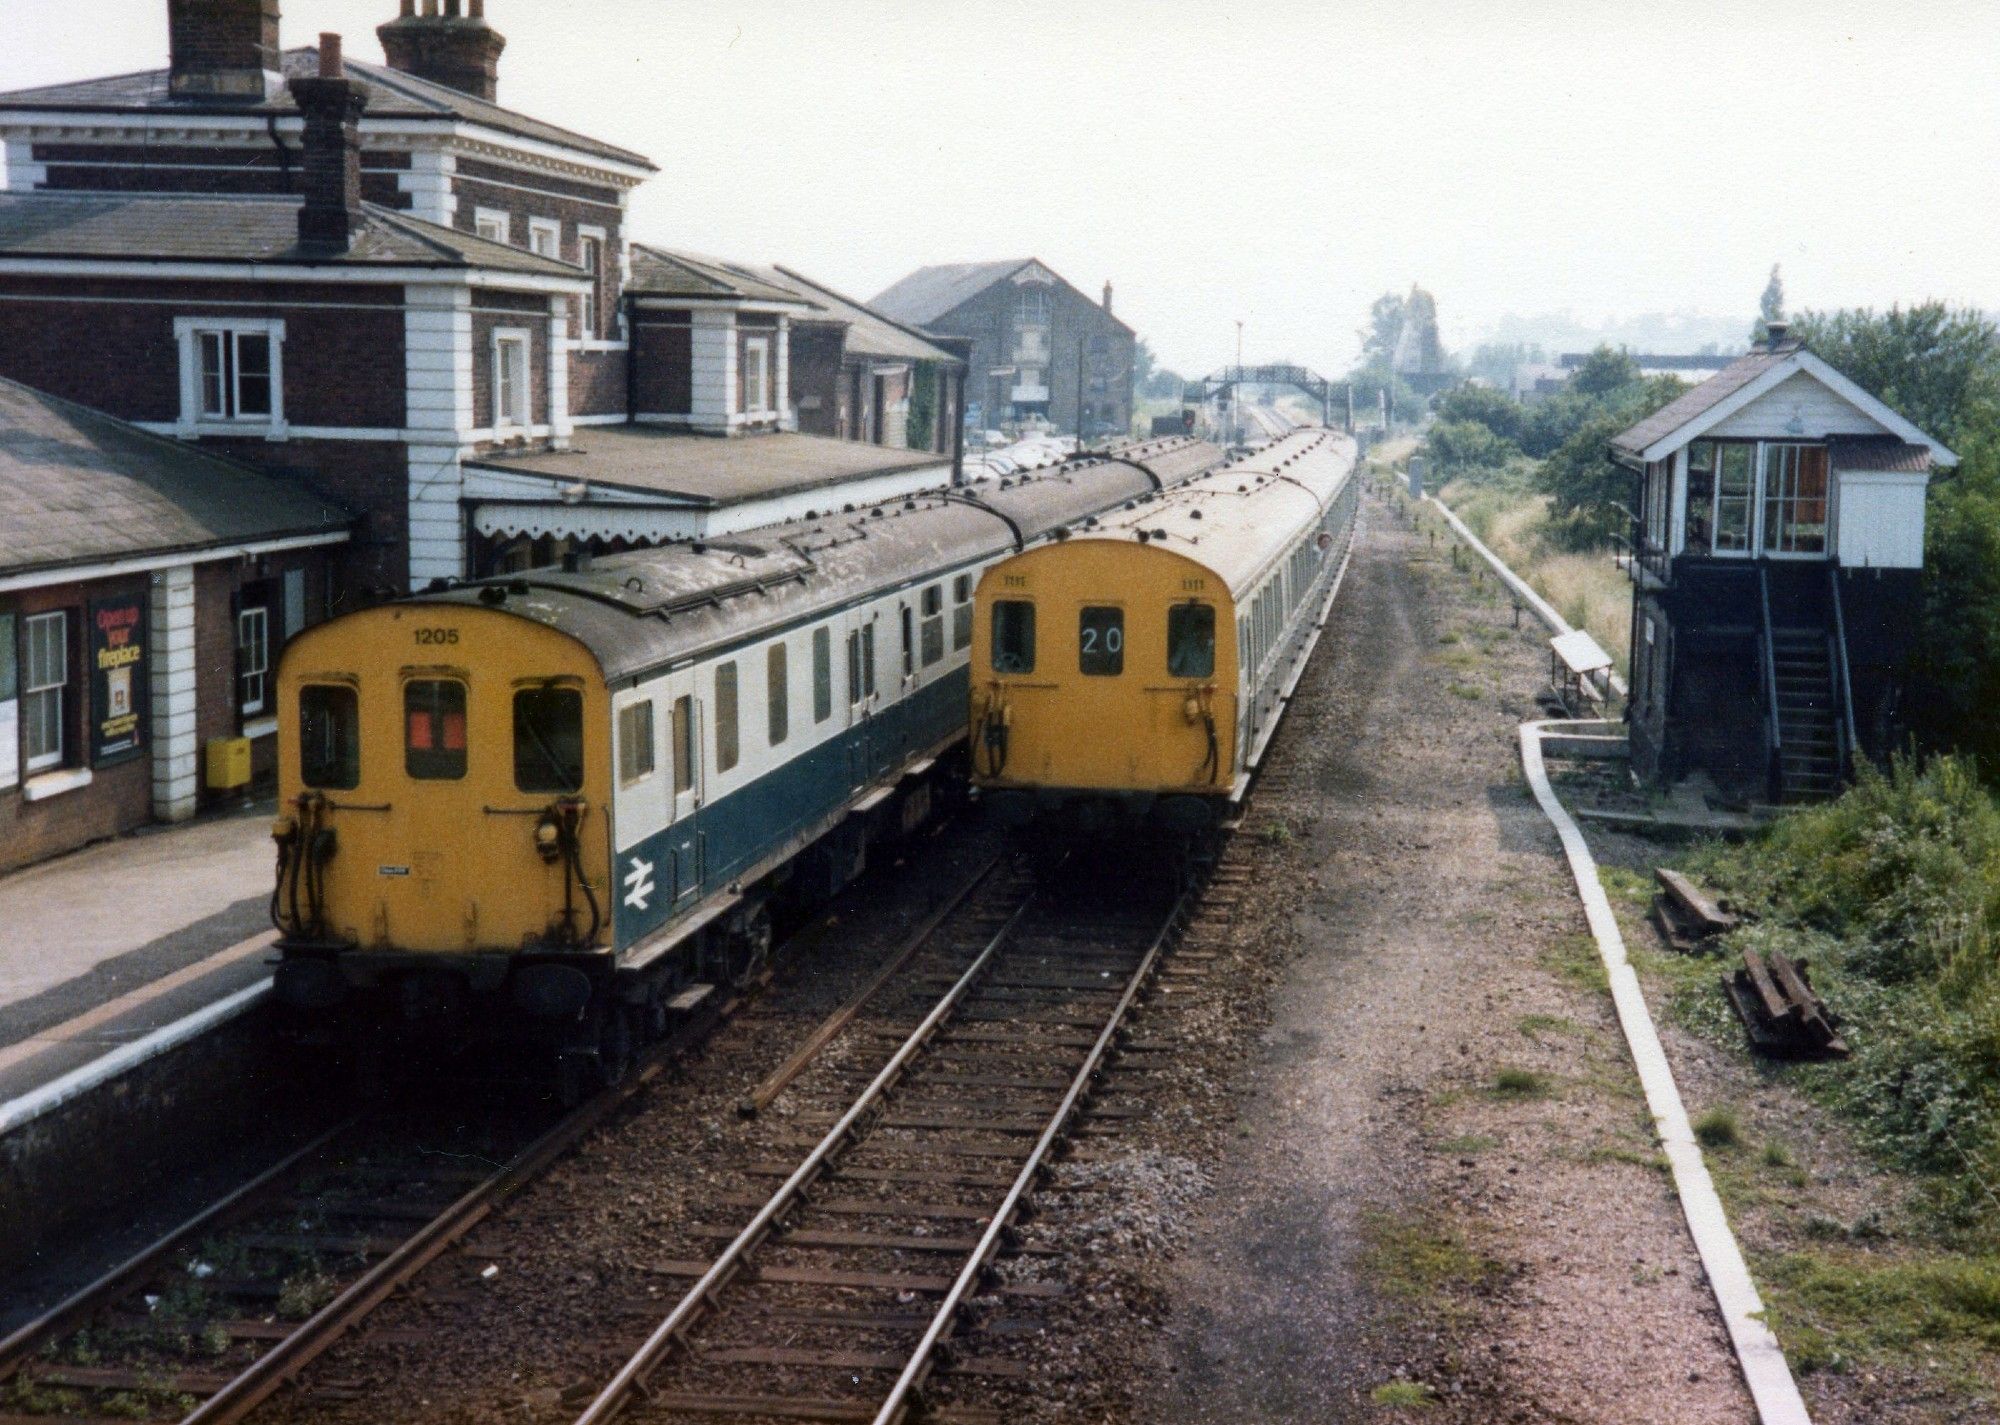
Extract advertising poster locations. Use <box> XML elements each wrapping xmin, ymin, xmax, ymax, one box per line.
<box><xmin>90</xmin><ymin>594</ymin><xmax>146</xmax><ymax>766</ymax></box>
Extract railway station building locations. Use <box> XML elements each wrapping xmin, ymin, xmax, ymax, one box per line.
<box><xmin>1612</xmin><ymin>324</ymin><xmax>1955</xmax><ymax>803</ymax></box>
<box><xmin>0</xmin><ymin>377</ymin><xmax>350</xmax><ymax>871</ymax></box>
<box><xmin>0</xmin><ymin>0</ymin><xmax>968</xmax><ymax>602</ymax></box>
<box><xmin>870</xmin><ymin>259</ymin><xmax>1134</xmax><ymax>439</ymax></box>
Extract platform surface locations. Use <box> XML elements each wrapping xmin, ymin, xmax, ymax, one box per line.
<box><xmin>0</xmin><ymin>803</ymin><xmax>278</xmax><ymax>1110</ymax></box>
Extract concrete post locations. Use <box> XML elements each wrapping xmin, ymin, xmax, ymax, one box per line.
<box><xmin>149</xmin><ymin>564</ymin><xmax>199</xmax><ymax>822</ymax></box>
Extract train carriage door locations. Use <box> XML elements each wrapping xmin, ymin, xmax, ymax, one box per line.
<box><xmin>663</xmin><ymin>669</ymin><xmax>703</xmax><ymax>909</ymax></box>
<box><xmin>842</xmin><ymin>607</ymin><xmax>877</xmax><ymax>793</ymax></box>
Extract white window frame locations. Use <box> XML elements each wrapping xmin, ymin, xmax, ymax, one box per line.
<box><xmin>237</xmin><ymin>604</ymin><xmax>270</xmax><ymax>717</ymax></box>
<box><xmin>492</xmin><ymin>327</ymin><xmax>532</xmax><ymax>431</ymax></box>
<box><xmin>527</xmin><ymin>216</ymin><xmax>562</xmax><ymax>260</ymax></box>
<box><xmin>1760</xmin><ymin>443</ymin><xmax>1832</xmax><ymax>559</ymax></box>
<box><xmin>23</xmin><ymin>610</ymin><xmax>67</xmax><ymax>774</ymax></box>
<box><xmin>173</xmin><ymin>317</ymin><xmax>286</xmax><ymax>439</ymax></box>
<box><xmin>742</xmin><ymin>335</ymin><xmax>771</xmax><ymax>416</ymax></box>
<box><xmin>474</xmin><ymin>207</ymin><xmax>511</xmax><ymax>245</ymax></box>
<box><xmin>576</xmin><ymin>224</ymin><xmax>607</xmax><ymax>341</ymax></box>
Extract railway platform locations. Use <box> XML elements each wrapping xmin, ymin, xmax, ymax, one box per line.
<box><xmin>0</xmin><ymin>802</ymin><xmax>276</xmax><ymax>1121</ymax></box>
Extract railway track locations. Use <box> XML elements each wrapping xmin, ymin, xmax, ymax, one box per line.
<box><xmin>566</xmin><ymin>859</ymin><xmax>1202</xmax><ymax>1425</ymax></box>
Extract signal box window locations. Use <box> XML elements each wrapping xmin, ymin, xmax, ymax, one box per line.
<box><xmin>618</xmin><ymin>700</ymin><xmax>655</xmax><ymax>787</ymax></box>
<box><xmin>1079</xmin><ymin>606</ymin><xmax>1124</xmax><ymax>676</ymax></box>
<box><xmin>715</xmin><ymin>661</ymin><xmax>739</xmax><ymax>772</ymax></box>
<box><xmin>991</xmin><ymin>600</ymin><xmax>1035</xmax><ymax>674</ymax></box>
<box><xmin>406</xmin><ymin>679</ymin><xmax>467</xmax><ymax>780</ymax></box>
<box><xmin>516</xmin><ymin>687</ymin><xmax>583</xmax><ymax>793</ymax></box>
<box><xmin>300</xmin><ymin>685</ymin><xmax>360</xmax><ymax>790</ymax></box>
<box><xmin>812</xmin><ymin>627</ymin><xmax>833</xmax><ymax>723</ymax></box>
<box><xmin>1168</xmin><ymin>602</ymin><xmax>1216</xmax><ymax>678</ymax></box>
<box><xmin>671</xmin><ymin>695</ymin><xmax>694</xmax><ymax>792</ymax></box>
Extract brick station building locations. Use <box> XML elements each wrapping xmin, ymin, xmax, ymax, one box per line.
<box><xmin>0</xmin><ymin>377</ymin><xmax>348</xmax><ymax>871</ymax></box>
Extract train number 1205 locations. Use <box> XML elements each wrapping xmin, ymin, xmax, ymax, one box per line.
<box><xmin>413</xmin><ymin>628</ymin><xmax>460</xmax><ymax>646</ymax></box>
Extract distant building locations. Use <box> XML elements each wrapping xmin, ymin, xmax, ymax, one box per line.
<box><xmin>871</xmin><ymin>260</ymin><xmax>1133</xmax><ymax>438</ymax></box>
<box><xmin>1611</xmin><ymin>324</ymin><xmax>1954</xmax><ymax>802</ymax></box>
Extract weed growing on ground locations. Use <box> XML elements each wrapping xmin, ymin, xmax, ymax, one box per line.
<box><xmin>1490</xmin><ymin>1067</ymin><xmax>1550</xmax><ymax>1099</ymax></box>
<box><xmin>1359</xmin><ymin>1209</ymin><xmax>1506</xmax><ymax>1314</ymax></box>
<box><xmin>1370</xmin><ymin>1379</ymin><xmax>1437</xmax><ymax>1407</ymax></box>
<box><xmin>1446</xmin><ymin>682</ymin><xmax>1482</xmax><ymax>701</ymax></box>
<box><xmin>1694</xmin><ymin>1106</ymin><xmax>1742</xmax><ymax>1150</ymax></box>
<box><xmin>1765</xmin><ymin>1247</ymin><xmax>2000</xmax><ymax>1376</ymax></box>
<box><xmin>1434</xmin><ymin>1133</ymin><xmax>1498</xmax><ymax>1155</ymax></box>
<box><xmin>1516</xmin><ymin>1012</ymin><xmax>1579</xmax><ymax>1041</ymax></box>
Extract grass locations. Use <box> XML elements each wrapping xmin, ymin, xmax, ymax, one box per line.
<box><xmin>1766</xmin><ymin>1248</ymin><xmax>2000</xmax><ymax>1376</ymax></box>
<box><xmin>1436</xmin><ymin>479</ymin><xmax>1631</xmax><ymax>667</ymax></box>
<box><xmin>1517</xmin><ymin>1012</ymin><xmax>1579</xmax><ymax>1041</ymax></box>
<box><xmin>1693</xmin><ymin>1106</ymin><xmax>1743</xmax><ymax>1150</ymax></box>
<box><xmin>1489</xmin><ymin>1067</ymin><xmax>1550</xmax><ymax>1100</ymax></box>
<box><xmin>1370</xmin><ymin>1380</ymin><xmax>1437</xmax><ymax>1407</ymax></box>
<box><xmin>1434</xmin><ymin>1133</ymin><xmax>1498</xmax><ymax>1156</ymax></box>
<box><xmin>1359</xmin><ymin>1210</ymin><xmax>1506</xmax><ymax>1313</ymax></box>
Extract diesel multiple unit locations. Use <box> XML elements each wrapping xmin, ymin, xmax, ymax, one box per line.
<box><xmin>268</xmin><ymin>439</ymin><xmax>1220</xmax><ymax>1089</ymax></box>
<box><xmin>970</xmin><ymin>428</ymin><xmax>1359</xmax><ymax>830</ymax></box>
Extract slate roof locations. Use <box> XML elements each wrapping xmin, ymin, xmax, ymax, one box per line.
<box><xmin>0</xmin><ymin>377</ymin><xmax>350</xmax><ymax>577</ymax></box>
<box><xmin>1608</xmin><ymin>344</ymin><xmax>1800</xmax><ymax>457</ymax></box>
<box><xmin>626</xmin><ymin>246</ymin><xmax>821</xmax><ymax>307</ymax></box>
<box><xmin>770</xmin><ymin>265</ymin><xmax>963</xmax><ymax>366</ymax></box>
<box><xmin>0</xmin><ymin>48</ymin><xmax>654</xmax><ymax>172</ymax></box>
<box><xmin>1829</xmin><ymin>436</ymin><xmax>1932</xmax><ymax>473</ymax></box>
<box><xmin>868</xmin><ymin>260</ymin><xmax>1031</xmax><ymax>327</ymax></box>
<box><xmin>0</xmin><ymin>190</ymin><xmax>585</xmax><ymax>277</ymax></box>
<box><xmin>466</xmin><ymin>426</ymin><xmax>944</xmax><ymax>507</ymax></box>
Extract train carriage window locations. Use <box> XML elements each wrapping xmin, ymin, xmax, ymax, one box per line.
<box><xmin>767</xmin><ymin>644</ymin><xmax>789</xmax><ymax>746</ymax></box>
<box><xmin>1079</xmin><ymin>606</ymin><xmax>1124</xmax><ymax>676</ymax></box>
<box><xmin>515</xmin><ymin>687</ymin><xmax>584</xmax><ymax>793</ymax></box>
<box><xmin>813</xmin><ymin>627</ymin><xmax>832</xmax><ymax>723</ymax></box>
<box><xmin>862</xmin><ymin>624</ymin><xmax>877</xmax><ymax>698</ymax></box>
<box><xmin>671</xmin><ymin>695</ymin><xmax>693</xmax><ymax>793</ymax></box>
<box><xmin>920</xmin><ymin>585</ymin><xmax>945</xmax><ymax>668</ymax></box>
<box><xmin>846</xmin><ymin>630</ymin><xmax>862</xmax><ymax>706</ymax></box>
<box><xmin>900</xmin><ymin>606</ymin><xmax>915</xmax><ymax>680</ymax></box>
<box><xmin>715</xmin><ymin>661</ymin><xmax>739</xmax><ymax>772</ymax></box>
<box><xmin>951</xmin><ymin>575</ymin><xmax>974</xmax><ymax>651</ymax></box>
<box><xmin>991</xmin><ymin>600</ymin><xmax>1035</xmax><ymax>674</ymax></box>
<box><xmin>1167</xmin><ymin>603</ymin><xmax>1216</xmax><ymax>678</ymax></box>
<box><xmin>405</xmin><ymin>679</ymin><xmax>467</xmax><ymax>780</ymax></box>
<box><xmin>617</xmin><ymin>700</ymin><xmax>655</xmax><ymax>787</ymax></box>
<box><xmin>300</xmin><ymin>684</ymin><xmax>360</xmax><ymax>789</ymax></box>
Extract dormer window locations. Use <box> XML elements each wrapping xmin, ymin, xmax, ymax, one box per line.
<box><xmin>174</xmin><ymin>318</ymin><xmax>285</xmax><ymax>437</ymax></box>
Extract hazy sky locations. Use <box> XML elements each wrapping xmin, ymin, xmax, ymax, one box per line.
<box><xmin>6</xmin><ymin>0</ymin><xmax>2000</xmax><ymax>375</ymax></box>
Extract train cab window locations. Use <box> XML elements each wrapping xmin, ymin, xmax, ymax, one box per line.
<box><xmin>767</xmin><ymin>644</ymin><xmax>789</xmax><ymax>746</ymax></box>
<box><xmin>405</xmin><ymin>679</ymin><xmax>467</xmax><ymax>780</ymax></box>
<box><xmin>951</xmin><ymin>575</ymin><xmax>974</xmax><ymax>651</ymax></box>
<box><xmin>715</xmin><ymin>661</ymin><xmax>739</xmax><ymax>772</ymax></box>
<box><xmin>299</xmin><ymin>684</ymin><xmax>360</xmax><ymax>790</ymax></box>
<box><xmin>813</xmin><ymin>627</ymin><xmax>833</xmax><ymax>723</ymax></box>
<box><xmin>1167</xmin><ymin>603</ymin><xmax>1216</xmax><ymax>679</ymax></box>
<box><xmin>515</xmin><ymin>687</ymin><xmax>583</xmax><ymax>793</ymax></box>
<box><xmin>671</xmin><ymin>695</ymin><xmax>693</xmax><ymax>793</ymax></box>
<box><xmin>1079</xmin><ymin>606</ymin><xmax>1124</xmax><ymax>676</ymax></box>
<box><xmin>991</xmin><ymin>600</ymin><xmax>1035</xmax><ymax>674</ymax></box>
<box><xmin>617</xmin><ymin>700</ymin><xmax>655</xmax><ymax>787</ymax></box>
<box><xmin>920</xmin><ymin>585</ymin><xmax>945</xmax><ymax>667</ymax></box>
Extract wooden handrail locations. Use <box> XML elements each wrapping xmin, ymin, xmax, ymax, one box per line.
<box><xmin>1829</xmin><ymin>565</ymin><xmax>1860</xmax><ymax>777</ymax></box>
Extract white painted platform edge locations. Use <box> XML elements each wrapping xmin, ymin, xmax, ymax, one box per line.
<box><xmin>1520</xmin><ymin>720</ymin><xmax>1811</xmax><ymax>1425</ymax></box>
<box><xmin>0</xmin><ymin>978</ymin><xmax>271</xmax><ymax>1139</ymax></box>
<box><xmin>1422</xmin><ymin>491</ymin><xmax>1629</xmax><ymax>699</ymax></box>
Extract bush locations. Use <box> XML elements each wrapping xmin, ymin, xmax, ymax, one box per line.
<box><xmin>1423</xmin><ymin>419</ymin><xmax>1516</xmax><ymax>475</ymax></box>
<box><xmin>1431</xmin><ymin>383</ymin><xmax>1525</xmax><ymax>445</ymax></box>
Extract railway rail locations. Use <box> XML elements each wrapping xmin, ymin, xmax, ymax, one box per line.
<box><xmin>568</xmin><ymin>858</ymin><xmax>1201</xmax><ymax>1425</ymax></box>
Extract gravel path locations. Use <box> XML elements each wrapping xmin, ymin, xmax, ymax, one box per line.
<box><xmin>1123</xmin><ymin>498</ymin><xmax>1754</xmax><ymax>1422</ymax></box>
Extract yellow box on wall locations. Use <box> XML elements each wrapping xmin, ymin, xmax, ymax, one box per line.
<box><xmin>205</xmin><ymin>736</ymin><xmax>252</xmax><ymax>790</ymax></box>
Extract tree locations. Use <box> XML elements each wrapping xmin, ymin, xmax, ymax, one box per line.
<box><xmin>1359</xmin><ymin>291</ymin><xmax>1407</xmax><ymax>366</ymax></box>
<box><xmin>1569</xmin><ymin>345</ymin><xmax>1640</xmax><ymax>397</ymax></box>
<box><xmin>1539</xmin><ymin>409</ymin><xmax>1641</xmax><ymax>548</ymax></box>
<box><xmin>1431</xmin><ymin>383</ymin><xmax>1525</xmax><ymax>446</ymax></box>
<box><xmin>1792</xmin><ymin>303</ymin><xmax>2000</xmax><ymax>448</ymax></box>
<box><xmin>1424</xmin><ymin>419</ymin><xmax>1515</xmax><ymax>475</ymax></box>
<box><xmin>1751</xmin><ymin>264</ymin><xmax>1785</xmax><ymax>345</ymax></box>
<box><xmin>1133</xmin><ymin>338</ymin><xmax>1158</xmax><ymax>389</ymax></box>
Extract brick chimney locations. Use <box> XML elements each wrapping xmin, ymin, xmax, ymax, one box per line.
<box><xmin>291</xmin><ymin>35</ymin><xmax>369</xmax><ymax>253</ymax></box>
<box><xmin>1102</xmin><ymin>281</ymin><xmax>1113</xmax><ymax>315</ymax></box>
<box><xmin>377</xmin><ymin>0</ymin><xmax>507</xmax><ymax>103</ymax></box>
<box><xmin>168</xmin><ymin>0</ymin><xmax>283</xmax><ymax>101</ymax></box>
